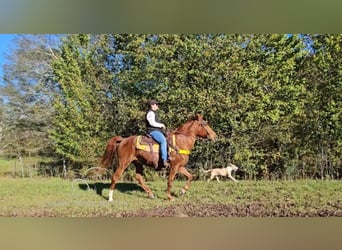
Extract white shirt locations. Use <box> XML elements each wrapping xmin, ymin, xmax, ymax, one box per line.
<box><xmin>146</xmin><ymin>110</ymin><xmax>165</xmax><ymax>128</ymax></box>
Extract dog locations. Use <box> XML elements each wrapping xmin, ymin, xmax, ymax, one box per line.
<box><xmin>203</xmin><ymin>163</ymin><xmax>239</xmax><ymax>182</ymax></box>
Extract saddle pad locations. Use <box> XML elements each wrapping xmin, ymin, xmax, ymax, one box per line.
<box><xmin>136</xmin><ymin>136</ymin><xmax>160</xmax><ymax>153</ymax></box>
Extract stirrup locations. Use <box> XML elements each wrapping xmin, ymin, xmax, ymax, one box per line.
<box><xmin>163</xmin><ymin>160</ymin><xmax>170</xmax><ymax>168</ymax></box>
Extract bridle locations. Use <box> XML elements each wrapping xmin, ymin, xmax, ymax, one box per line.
<box><xmin>168</xmin><ymin>119</ymin><xmax>214</xmax><ymax>155</ymax></box>
<box><xmin>199</xmin><ymin>120</ymin><xmax>212</xmax><ymax>138</ymax></box>
<box><xmin>174</xmin><ymin>120</ymin><xmax>211</xmax><ymax>139</ymax></box>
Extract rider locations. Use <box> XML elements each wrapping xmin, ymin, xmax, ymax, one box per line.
<box><xmin>146</xmin><ymin>99</ymin><xmax>170</xmax><ymax>168</ymax></box>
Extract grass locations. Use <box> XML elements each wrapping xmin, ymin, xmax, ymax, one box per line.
<box><xmin>0</xmin><ymin>176</ymin><xmax>340</xmax><ymax>217</ymax></box>
<box><xmin>0</xmin><ymin>156</ymin><xmax>60</xmax><ymax>178</ymax></box>
<box><xmin>0</xmin><ymin>157</ymin><xmax>14</xmax><ymax>173</ymax></box>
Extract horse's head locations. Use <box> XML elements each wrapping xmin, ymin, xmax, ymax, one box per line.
<box><xmin>192</xmin><ymin>112</ymin><xmax>217</xmax><ymax>141</ymax></box>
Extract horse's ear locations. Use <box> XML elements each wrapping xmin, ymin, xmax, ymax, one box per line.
<box><xmin>194</xmin><ymin>111</ymin><xmax>203</xmax><ymax>121</ymax></box>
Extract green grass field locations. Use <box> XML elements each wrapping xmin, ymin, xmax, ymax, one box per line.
<box><xmin>0</xmin><ymin>157</ymin><xmax>14</xmax><ymax>173</ymax></box>
<box><xmin>0</xmin><ymin>176</ymin><xmax>340</xmax><ymax>217</ymax></box>
<box><xmin>0</xmin><ymin>156</ymin><xmax>57</xmax><ymax>178</ymax></box>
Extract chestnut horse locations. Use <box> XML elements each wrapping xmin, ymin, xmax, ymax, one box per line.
<box><xmin>100</xmin><ymin>113</ymin><xmax>217</xmax><ymax>201</ymax></box>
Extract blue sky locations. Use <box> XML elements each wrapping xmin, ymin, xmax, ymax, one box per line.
<box><xmin>0</xmin><ymin>34</ymin><xmax>17</xmax><ymax>84</ymax></box>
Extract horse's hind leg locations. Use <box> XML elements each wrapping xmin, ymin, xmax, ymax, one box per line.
<box><xmin>108</xmin><ymin>158</ymin><xmax>131</xmax><ymax>202</ymax></box>
<box><xmin>178</xmin><ymin>166</ymin><xmax>193</xmax><ymax>196</ymax></box>
<box><xmin>134</xmin><ymin>162</ymin><xmax>155</xmax><ymax>199</ymax></box>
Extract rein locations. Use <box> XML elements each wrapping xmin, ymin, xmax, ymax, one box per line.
<box><xmin>173</xmin><ymin>131</ymin><xmax>196</xmax><ymax>139</ymax></box>
<box><xmin>168</xmin><ymin>120</ymin><xmax>211</xmax><ymax>155</ymax></box>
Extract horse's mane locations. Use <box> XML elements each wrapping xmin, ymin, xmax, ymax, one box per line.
<box><xmin>174</xmin><ymin>119</ymin><xmax>195</xmax><ymax>133</ymax></box>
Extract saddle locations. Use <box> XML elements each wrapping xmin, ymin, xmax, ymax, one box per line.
<box><xmin>136</xmin><ymin>135</ymin><xmax>160</xmax><ymax>153</ymax></box>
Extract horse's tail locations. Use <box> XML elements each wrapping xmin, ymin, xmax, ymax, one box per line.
<box><xmin>100</xmin><ymin>136</ymin><xmax>124</xmax><ymax>169</ymax></box>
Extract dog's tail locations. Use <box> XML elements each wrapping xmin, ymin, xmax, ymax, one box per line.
<box><xmin>203</xmin><ymin>169</ymin><xmax>212</xmax><ymax>173</ymax></box>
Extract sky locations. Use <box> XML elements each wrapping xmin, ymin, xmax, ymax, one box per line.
<box><xmin>0</xmin><ymin>34</ymin><xmax>17</xmax><ymax>84</ymax></box>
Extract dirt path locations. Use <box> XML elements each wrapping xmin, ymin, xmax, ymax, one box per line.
<box><xmin>117</xmin><ymin>201</ymin><xmax>342</xmax><ymax>217</ymax></box>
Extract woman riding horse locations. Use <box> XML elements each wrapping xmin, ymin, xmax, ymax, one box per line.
<box><xmin>100</xmin><ymin>112</ymin><xmax>217</xmax><ymax>201</ymax></box>
<box><xmin>145</xmin><ymin>99</ymin><xmax>170</xmax><ymax>168</ymax></box>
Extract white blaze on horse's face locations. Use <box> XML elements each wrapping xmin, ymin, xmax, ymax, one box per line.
<box><xmin>202</xmin><ymin>121</ymin><xmax>217</xmax><ymax>141</ymax></box>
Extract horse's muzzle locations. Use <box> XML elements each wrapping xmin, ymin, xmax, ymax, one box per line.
<box><xmin>209</xmin><ymin>134</ymin><xmax>218</xmax><ymax>142</ymax></box>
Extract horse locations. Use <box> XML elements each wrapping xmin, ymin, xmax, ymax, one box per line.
<box><xmin>100</xmin><ymin>112</ymin><xmax>217</xmax><ymax>201</ymax></box>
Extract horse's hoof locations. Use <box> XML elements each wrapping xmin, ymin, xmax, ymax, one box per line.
<box><xmin>179</xmin><ymin>188</ymin><xmax>186</xmax><ymax>196</ymax></box>
<box><xmin>148</xmin><ymin>194</ymin><xmax>155</xmax><ymax>199</ymax></box>
<box><xmin>108</xmin><ymin>199</ymin><xmax>113</xmax><ymax>202</ymax></box>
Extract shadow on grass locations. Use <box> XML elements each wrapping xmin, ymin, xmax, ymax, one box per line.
<box><xmin>78</xmin><ymin>182</ymin><xmax>145</xmax><ymax>200</ymax></box>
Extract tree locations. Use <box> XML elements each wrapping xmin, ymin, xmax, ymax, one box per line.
<box><xmin>51</xmin><ymin>34</ymin><xmax>114</xmax><ymax>167</ymax></box>
<box><xmin>0</xmin><ymin>34</ymin><xmax>61</xmax><ymax>157</ymax></box>
<box><xmin>3</xmin><ymin>33</ymin><xmax>339</xmax><ymax>179</ymax></box>
<box><xmin>297</xmin><ymin>34</ymin><xmax>342</xmax><ymax>178</ymax></box>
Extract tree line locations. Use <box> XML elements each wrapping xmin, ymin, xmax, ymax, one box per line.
<box><xmin>0</xmin><ymin>34</ymin><xmax>341</xmax><ymax>180</ymax></box>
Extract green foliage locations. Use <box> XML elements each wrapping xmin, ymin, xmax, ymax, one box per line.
<box><xmin>1</xmin><ymin>34</ymin><xmax>342</xmax><ymax>179</ymax></box>
<box><xmin>50</xmin><ymin>35</ymin><xmax>113</xmax><ymax>166</ymax></box>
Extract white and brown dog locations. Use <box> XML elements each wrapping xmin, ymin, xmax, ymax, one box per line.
<box><xmin>203</xmin><ymin>163</ymin><xmax>239</xmax><ymax>182</ymax></box>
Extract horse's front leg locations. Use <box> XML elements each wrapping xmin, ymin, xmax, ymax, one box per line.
<box><xmin>178</xmin><ymin>166</ymin><xmax>193</xmax><ymax>196</ymax></box>
<box><xmin>167</xmin><ymin>165</ymin><xmax>179</xmax><ymax>201</ymax></box>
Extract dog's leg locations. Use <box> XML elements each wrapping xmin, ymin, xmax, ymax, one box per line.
<box><xmin>215</xmin><ymin>175</ymin><xmax>220</xmax><ymax>183</ymax></box>
<box><xmin>230</xmin><ymin>176</ymin><xmax>238</xmax><ymax>182</ymax></box>
<box><xmin>228</xmin><ymin>172</ymin><xmax>238</xmax><ymax>182</ymax></box>
<box><xmin>208</xmin><ymin>174</ymin><xmax>215</xmax><ymax>182</ymax></box>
